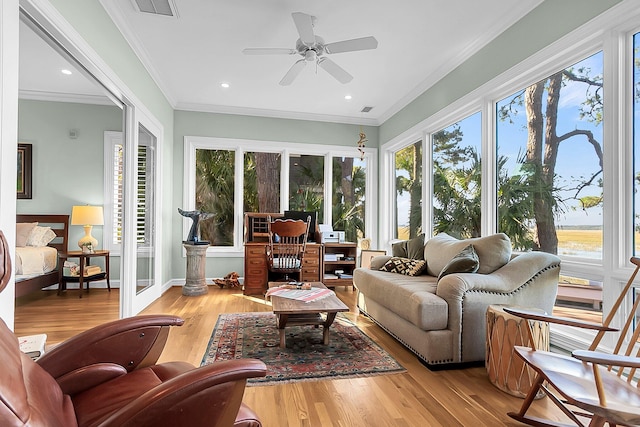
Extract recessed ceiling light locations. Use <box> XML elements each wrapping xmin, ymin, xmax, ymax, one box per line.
<box><xmin>220</xmin><ymin>82</ymin><xmax>230</xmax><ymax>88</ymax></box>
<box><xmin>61</xmin><ymin>69</ymin><xmax>72</xmax><ymax>75</ymax></box>
<box><xmin>344</xmin><ymin>95</ymin><xmax>352</xmax><ymax>100</ymax></box>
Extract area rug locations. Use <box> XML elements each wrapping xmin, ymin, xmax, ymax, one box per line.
<box><xmin>200</xmin><ymin>312</ymin><xmax>405</xmax><ymax>386</ymax></box>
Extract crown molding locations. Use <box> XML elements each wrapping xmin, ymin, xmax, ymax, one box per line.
<box><xmin>377</xmin><ymin>0</ymin><xmax>544</xmax><ymax>124</ymax></box>
<box><xmin>175</xmin><ymin>101</ymin><xmax>380</xmax><ymax>126</ymax></box>
<box><xmin>19</xmin><ymin>89</ymin><xmax>115</xmax><ymax>106</ymax></box>
<box><xmin>99</xmin><ymin>0</ymin><xmax>177</xmax><ymax>107</ymax></box>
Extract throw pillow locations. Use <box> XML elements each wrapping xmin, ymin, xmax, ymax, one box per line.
<box><xmin>380</xmin><ymin>257</ymin><xmax>427</xmax><ymax>276</ymax></box>
<box><xmin>26</xmin><ymin>226</ymin><xmax>56</xmax><ymax>247</ymax></box>
<box><xmin>437</xmin><ymin>245</ymin><xmax>480</xmax><ymax>281</ymax></box>
<box><xmin>16</xmin><ymin>222</ymin><xmax>38</xmax><ymax>247</ymax></box>
<box><xmin>424</xmin><ymin>232</ymin><xmax>511</xmax><ymax>276</ymax></box>
<box><xmin>391</xmin><ymin>234</ymin><xmax>425</xmax><ymax>260</ymax></box>
<box><xmin>406</xmin><ymin>234</ymin><xmax>425</xmax><ymax>260</ymax></box>
<box><xmin>391</xmin><ymin>240</ymin><xmax>407</xmax><ymax>258</ymax></box>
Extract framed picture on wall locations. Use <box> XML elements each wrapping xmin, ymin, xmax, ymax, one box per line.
<box><xmin>360</xmin><ymin>249</ymin><xmax>387</xmax><ymax>268</ymax></box>
<box><xmin>17</xmin><ymin>143</ymin><xmax>32</xmax><ymax>199</ymax></box>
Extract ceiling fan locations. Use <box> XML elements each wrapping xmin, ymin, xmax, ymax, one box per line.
<box><xmin>242</xmin><ymin>12</ymin><xmax>378</xmax><ymax>86</ymax></box>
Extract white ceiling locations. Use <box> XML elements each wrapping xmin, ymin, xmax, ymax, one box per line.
<box><xmin>21</xmin><ymin>0</ymin><xmax>544</xmax><ymax>125</ymax></box>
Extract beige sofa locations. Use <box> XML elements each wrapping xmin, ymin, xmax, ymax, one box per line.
<box><xmin>354</xmin><ymin>233</ymin><xmax>560</xmax><ymax>368</ymax></box>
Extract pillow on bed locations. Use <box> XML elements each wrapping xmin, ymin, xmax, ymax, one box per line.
<box><xmin>26</xmin><ymin>226</ymin><xmax>56</xmax><ymax>247</ymax></box>
<box><xmin>16</xmin><ymin>222</ymin><xmax>38</xmax><ymax>247</ymax></box>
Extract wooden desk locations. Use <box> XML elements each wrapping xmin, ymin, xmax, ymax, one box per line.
<box><xmin>59</xmin><ymin>250</ymin><xmax>110</xmax><ymax>298</ymax></box>
<box><xmin>243</xmin><ymin>242</ymin><xmax>322</xmax><ymax>295</ymax></box>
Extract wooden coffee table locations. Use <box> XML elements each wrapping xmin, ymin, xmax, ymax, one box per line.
<box><xmin>268</xmin><ymin>282</ymin><xmax>349</xmax><ymax>348</ymax></box>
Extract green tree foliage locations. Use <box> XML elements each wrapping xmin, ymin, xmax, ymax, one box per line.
<box><xmin>432</xmin><ymin>125</ymin><xmax>481</xmax><ymax>239</ymax></box>
<box><xmin>332</xmin><ymin>157</ymin><xmax>366</xmax><ymax>242</ymax></box>
<box><xmin>195</xmin><ymin>149</ymin><xmax>234</xmax><ymax>245</ymax></box>
<box><xmin>498</xmin><ymin>63</ymin><xmax>603</xmax><ymax>253</ymax></box>
<box><xmin>395</xmin><ymin>142</ymin><xmax>422</xmax><ymax>238</ymax></box>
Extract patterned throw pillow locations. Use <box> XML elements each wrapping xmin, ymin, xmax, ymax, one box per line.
<box><xmin>380</xmin><ymin>257</ymin><xmax>427</xmax><ymax>276</ymax></box>
<box><xmin>437</xmin><ymin>244</ymin><xmax>479</xmax><ymax>281</ymax></box>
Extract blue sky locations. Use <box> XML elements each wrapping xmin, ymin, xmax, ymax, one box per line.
<box><xmin>497</xmin><ymin>51</ymin><xmax>604</xmax><ymax>227</ymax></box>
<box><xmin>397</xmin><ymin>51</ymin><xmax>609</xmax><ymax>228</ymax></box>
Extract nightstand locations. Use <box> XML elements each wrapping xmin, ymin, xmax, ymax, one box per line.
<box><xmin>58</xmin><ymin>250</ymin><xmax>110</xmax><ymax>298</ymax></box>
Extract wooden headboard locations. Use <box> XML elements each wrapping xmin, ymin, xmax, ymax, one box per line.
<box><xmin>16</xmin><ymin>214</ymin><xmax>69</xmax><ymax>252</ymax></box>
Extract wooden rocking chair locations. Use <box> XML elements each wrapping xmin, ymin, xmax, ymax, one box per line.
<box><xmin>505</xmin><ymin>257</ymin><xmax>640</xmax><ymax>427</ymax></box>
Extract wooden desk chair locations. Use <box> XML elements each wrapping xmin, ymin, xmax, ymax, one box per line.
<box><xmin>266</xmin><ymin>215</ymin><xmax>310</xmax><ymax>282</ymax></box>
<box><xmin>505</xmin><ymin>257</ymin><xmax>640</xmax><ymax>427</ymax></box>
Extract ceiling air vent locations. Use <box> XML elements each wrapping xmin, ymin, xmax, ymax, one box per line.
<box><xmin>360</xmin><ymin>106</ymin><xmax>374</xmax><ymax>113</ymax></box>
<box><xmin>132</xmin><ymin>0</ymin><xmax>177</xmax><ymax>17</ymax></box>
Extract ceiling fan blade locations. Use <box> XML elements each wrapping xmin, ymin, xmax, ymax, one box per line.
<box><xmin>291</xmin><ymin>12</ymin><xmax>316</xmax><ymax>46</ymax></box>
<box><xmin>279</xmin><ymin>59</ymin><xmax>306</xmax><ymax>86</ymax></box>
<box><xmin>324</xmin><ymin>36</ymin><xmax>378</xmax><ymax>54</ymax></box>
<box><xmin>318</xmin><ymin>57</ymin><xmax>353</xmax><ymax>84</ymax></box>
<box><xmin>243</xmin><ymin>48</ymin><xmax>297</xmax><ymax>55</ymax></box>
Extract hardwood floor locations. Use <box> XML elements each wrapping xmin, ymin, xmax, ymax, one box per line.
<box><xmin>15</xmin><ymin>286</ymin><xmax>568</xmax><ymax>427</ymax></box>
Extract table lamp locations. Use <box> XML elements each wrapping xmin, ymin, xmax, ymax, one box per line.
<box><xmin>71</xmin><ymin>205</ymin><xmax>104</xmax><ymax>251</ymax></box>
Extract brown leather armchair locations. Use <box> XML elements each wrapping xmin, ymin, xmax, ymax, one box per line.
<box><xmin>0</xmin><ymin>230</ymin><xmax>266</xmax><ymax>427</ymax></box>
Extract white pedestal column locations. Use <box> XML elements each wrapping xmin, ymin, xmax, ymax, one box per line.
<box><xmin>183</xmin><ymin>243</ymin><xmax>208</xmax><ymax>296</ymax></box>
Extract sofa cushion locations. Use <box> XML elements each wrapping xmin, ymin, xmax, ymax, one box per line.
<box><xmin>424</xmin><ymin>233</ymin><xmax>511</xmax><ymax>276</ymax></box>
<box><xmin>353</xmin><ymin>269</ymin><xmax>447</xmax><ymax>330</ymax></box>
<box><xmin>437</xmin><ymin>244</ymin><xmax>479</xmax><ymax>280</ymax></box>
<box><xmin>380</xmin><ymin>257</ymin><xmax>427</xmax><ymax>276</ymax></box>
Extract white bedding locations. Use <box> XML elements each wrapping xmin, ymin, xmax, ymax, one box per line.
<box><xmin>15</xmin><ymin>246</ymin><xmax>57</xmax><ymax>276</ymax></box>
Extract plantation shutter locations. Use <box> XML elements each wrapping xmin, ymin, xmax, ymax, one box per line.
<box><xmin>136</xmin><ymin>145</ymin><xmax>151</xmax><ymax>245</ymax></box>
<box><xmin>112</xmin><ymin>144</ymin><xmax>124</xmax><ymax>245</ymax></box>
<box><xmin>112</xmin><ymin>143</ymin><xmax>152</xmax><ymax>246</ymax></box>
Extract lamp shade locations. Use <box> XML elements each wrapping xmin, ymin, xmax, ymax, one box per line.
<box><xmin>71</xmin><ymin>205</ymin><xmax>104</xmax><ymax>226</ymax></box>
<box><xmin>71</xmin><ymin>205</ymin><xmax>104</xmax><ymax>251</ymax></box>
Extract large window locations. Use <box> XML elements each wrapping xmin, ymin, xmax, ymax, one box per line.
<box><xmin>186</xmin><ymin>137</ymin><xmax>376</xmax><ymax>253</ymax></box>
<box><xmin>496</xmin><ymin>52</ymin><xmax>604</xmax><ymax>258</ymax></box>
<box><xmin>195</xmin><ymin>149</ymin><xmax>235</xmax><ymax>246</ymax></box>
<box><xmin>394</xmin><ymin>141</ymin><xmax>422</xmax><ymax>239</ymax></box>
<box><xmin>289</xmin><ymin>154</ymin><xmax>324</xmax><ymax>223</ymax></box>
<box><xmin>244</xmin><ymin>152</ymin><xmax>281</xmax><ymax>213</ymax></box>
<box><xmin>432</xmin><ymin>112</ymin><xmax>482</xmax><ymax>238</ymax></box>
<box><xmin>332</xmin><ymin>156</ymin><xmax>367</xmax><ymax>243</ymax></box>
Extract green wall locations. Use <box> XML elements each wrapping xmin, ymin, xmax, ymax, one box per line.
<box><xmin>48</xmin><ymin>0</ymin><xmax>175</xmax><ymax>287</ymax></box>
<box><xmin>379</xmin><ymin>0</ymin><xmax>622</xmax><ymax>143</ymax></box>
<box><xmin>172</xmin><ymin>110</ymin><xmax>379</xmax><ymax>278</ymax></box>
<box><xmin>17</xmin><ymin>99</ymin><xmax>122</xmax><ymax>276</ymax></box>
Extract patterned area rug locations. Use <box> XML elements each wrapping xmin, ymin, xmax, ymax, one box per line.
<box><xmin>201</xmin><ymin>312</ymin><xmax>405</xmax><ymax>386</ymax></box>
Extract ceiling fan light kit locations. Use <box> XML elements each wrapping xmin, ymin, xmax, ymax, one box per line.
<box><xmin>243</xmin><ymin>12</ymin><xmax>378</xmax><ymax>86</ymax></box>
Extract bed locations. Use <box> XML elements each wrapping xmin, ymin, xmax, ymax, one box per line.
<box><xmin>15</xmin><ymin>214</ymin><xmax>69</xmax><ymax>298</ymax></box>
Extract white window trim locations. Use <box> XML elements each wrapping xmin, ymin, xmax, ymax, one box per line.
<box><xmin>379</xmin><ymin>2</ymin><xmax>640</xmax><ymax>352</ymax></box>
<box><xmin>104</xmin><ymin>131</ymin><xmax>123</xmax><ymax>256</ymax></box>
<box><xmin>184</xmin><ymin>136</ymin><xmax>378</xmax><ymax>257</ymax></box>
<box><xmin>104</xmin><ymin>130</ymin><xmax>155</xmax><ymax>257</ymax></box>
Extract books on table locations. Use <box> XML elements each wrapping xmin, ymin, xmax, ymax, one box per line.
<box><xmin>266</xmin><ymin>286</ymin><xmax>335</xmax><ymax>303</ymax></box>
<box><xmin>83</xmin><ymin>265</ymin><xmax>102</xmax><ymax>276</ymax></box>
<box><xmin>18</xmin><ymin>334</ymin><xmax>47</xmax><ymax>360</ymax></box>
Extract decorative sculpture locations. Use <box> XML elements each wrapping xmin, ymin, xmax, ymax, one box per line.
<box><xmin>357</xmin><ymin>128</ymin><xmax>367</xmax><ymax>161</ymax></box>
<box><xmin>178</xmin><ymin>208</ymin><xmax>213</xmax><ymax>245</ymax></box>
